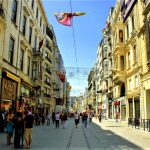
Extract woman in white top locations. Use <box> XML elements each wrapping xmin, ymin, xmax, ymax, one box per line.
<box><xmin>74</xmin><ymin>111</ymin><xmax>79</xmax><ymax>128</ymax></box>
<box><xmin>55</xmin><ymin>112</ymin><xmax>60</xmax><ymax>128</ymax></box>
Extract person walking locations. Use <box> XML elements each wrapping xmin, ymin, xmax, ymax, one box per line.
<box><xmin>83</xmin><ymin>112</ymin><xmax>88</xmax><ymax>128</ymax></box>
<box><xmin>13</xmin><ymin>112</ymin><xmax>22</xmax><ymax>149</ymax></box>
<box><xmin>55</xmin><ymin>112</ymin><xmax>60</xmax><ymax>128</ymax></box>
<box><xmin>6</xmin><ymin>109</ymin><xmax>14</xmax><ymax>145</ymax></box>
<box><xmin>61</xmin><ymin>112</ymin><xmax>68</xmax><ymax>129</ymax></box>
<box><xmin>24</xmin><ymin>107</ymin><xmax>35</xmax><ymax>149</ymax></box>
<box><xmin>46</xmin><ymin>112</ymin><xmax>51</xmax><ymax>125</ymax></box>
<box><xmin>52</xmin><ymin>112</ymin><xmax>55</xmax><ymax>125</ymax></box>
<box><xmin>0</xmin><ymin>108</ymin><xmax>5</xmax><ymax>133</ymax></box>
<box><xmin>74</xmin><ymin>111</ymin><xmax>79</xmax><ymax>128</ymax></box>
<box><xmin>98</xmin><ymin>112</ymin><xmax>102</xmax><ymax>123</ymax></box>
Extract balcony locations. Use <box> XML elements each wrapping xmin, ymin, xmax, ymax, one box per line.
<box><xmin>33</xmin><ymin>48</ymin><xmax>43</xmax><ymax>60</ymax></box>
<box><xmin>113</xmin><ymin>70</ymin><xmax>126</xmax><ymax>84</ymax></box>
<box><xmin>143</xmin><ymin>0</ymin><xmax>150</xmax><ymax>15</ymax></box>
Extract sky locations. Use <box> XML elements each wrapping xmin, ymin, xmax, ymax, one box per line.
<box><xmin>42</xmin><ymin>0</ymin><xmax>116</xmax><ymax>96</ymax></box>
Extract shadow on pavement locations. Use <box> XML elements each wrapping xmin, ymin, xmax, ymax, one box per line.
<box><xmin>89</xmin><ymin>121</ymin><xmax>142</xmax><ymax>150</ymax></box>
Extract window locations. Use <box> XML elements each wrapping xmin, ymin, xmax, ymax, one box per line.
<box><xmin>128</xmin><ymin>52</ymin><xmax>131</xmax><ymax>68</ymax></box>
<box><xmin>32</xmin><ymin>62</ymin><xmax>37</xmax><ymax>78</ymax></box>
<box><xmin>22</xmin><ymin>15</ymin><xmax>26</xmax><ymax>36</ymax></box>
<box><xmin>133</xmin><ymin>45</ymin><xmax>136</xmax><ymax>64</ymax></box>
<box><xmin>43</xmin><ymin>24</ymin><xmax>45</xmax><ymax>34</ymax></box>
<box><xmin>132</xmin><ymin>15</ymin><xmax>135</xmax><ymax>32</ymax></box>
<box><xmin>27</xmin><ymin>56</ymin><xmax>30</xmax><ymax>76</ymax></box>
<box><xmin>126</xmin><ymin>24</ymin><xmax>129</xmax><ymax>39</ymax></box>
<box><xmin>29</xmin><ymin>26</ymin><xmax>32</xmax><ymax>44</ymax></box>
<box><xmin>36</xmin><ymin>8</ymin><xmax>38</xmax><ymax>19</ymax></box>
<box><xmin>20</xmin><ymin>49</ymin><xmax>24</xmax><ymax>71</ymax></box>
<box><xmin>11</xmin><ymin>0</ymin><xmax>17</xmax><ymax>23</ymax></box>
<box><xmin>120</xmin><ymin>56</ymin><xmax>124</xmax><ymax>70</ymax></box>
<box><xmin>8</xmin><ymin>37</ymin><xmax>15</xmax><ymax>64</ymax></box>
<box><xmin>31</xmin><ymin>0</ymin><xmax>34</xmax><ymax>9</ymax></box>
<box><xmin>129</xmin><ymin>79</ymin><xmax>132</xmax><ymax>91</ymax></box>
<box><xmin>119</xmin><ymin>30</ymin><xmax>123</xmax><ymax>42</ymax></box>
<box><xmin>40</xmin><ymin>17</ymin><xmax>42</xmax><ymax>27</ymax></box>
<box><xmin>34</xmin><ymin>35</ymin><xmax>37</xmax><ymax>49</ymax></box>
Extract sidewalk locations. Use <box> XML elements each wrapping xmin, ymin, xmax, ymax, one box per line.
<box><xmin>92</xmin><ymin>117</ymin><xmax>150</xmax><ymax>149</ymax></box>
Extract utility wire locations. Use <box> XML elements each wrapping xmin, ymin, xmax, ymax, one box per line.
<box><xmin>69</xmin><ymin>0</ymin><xmax>80</xmax><ymax>81</ymax></box>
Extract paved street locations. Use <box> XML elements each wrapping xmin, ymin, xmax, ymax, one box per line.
<box><xmin>0</xmin><ymin>118</ymin><xmax>150</xmax><ymax>150</ymax></box>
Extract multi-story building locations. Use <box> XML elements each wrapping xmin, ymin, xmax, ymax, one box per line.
<box><xmin>120</xmin><ymin>0</ymin><xmax>143</xmax><ymax>120</ymax></box>
<box><xmin>105</xmin><ymin>8</ymin><xmax>114</xmax><ymax>120</ymax></box>
<box><xmin>139</xmin><ymin>0</ymin><xmax>150</xmax><ymax>119</ymax></box>
<box><xmin>87</xmin><ymin>68</ymin><xmax>95</xmax><ymax>111</ymax></box>
<box><xmin>0</xmin><ymin>0</ymin><xmax>67</xmax><ymax>113</ymax></box>
<box><xmin>111</xmin><ymin>1</ymin><xmax>126</xmax><ymax>121</ymax></box>
<box><xmin>96</xmin><ymin>40</ymin><xmax>103</xmax><ymax>114</ymax></box>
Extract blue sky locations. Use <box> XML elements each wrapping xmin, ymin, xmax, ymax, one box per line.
<box><xmin>42</xmin><ymin>0</ymin><xmax>116</xmax><ymax>96</ymax></box>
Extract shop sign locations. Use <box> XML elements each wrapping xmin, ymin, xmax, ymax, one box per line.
<box><xmin>121</xmin><ymin>0</ymin><xmax>137</xmax><ymax>22</ymax></box>
<box><xmin>1</xmin><ymin>78</ymin><xmax>17</xmax><ymax>100</ymax></box>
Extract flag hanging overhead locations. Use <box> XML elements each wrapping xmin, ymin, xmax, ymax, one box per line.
<box><xmin>54</xmin><ymin>12</ymin><xmax>86</xmax><ymax>26</ymax></box>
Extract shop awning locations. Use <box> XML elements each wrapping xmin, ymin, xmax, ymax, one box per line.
<box><xmin>4</xmin><ymin>71</ymin><xmax>20</xmax><ymax>83</ymax></box>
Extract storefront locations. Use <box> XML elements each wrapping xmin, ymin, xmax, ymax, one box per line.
<box><xmin>128</xmin><ymin>97</ymin><xmax>140</xmax><ymax>118</ymax></box>
<box><xmin>1</xmin><ymin>71</ymin><xmax>20</xmax><ymax>111</ymax></box>
<box><xmin>20</xmin><ymin>79</ymin><xmax>33</xmax><ymax>112</ymax></box>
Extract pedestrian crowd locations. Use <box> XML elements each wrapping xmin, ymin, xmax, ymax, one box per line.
<box><xmin>0</xmin><ymin>107</ymin><xmax>103</xmax><ymax>149</ymax></box>
<box><xmin>0</xmin><ymin>107</ymin><xmax>34</xmax><ymax>149</ymax></box>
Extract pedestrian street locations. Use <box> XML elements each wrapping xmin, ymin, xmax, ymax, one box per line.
<box><xmin>1</xmin><ymin>118</ymin><xmax>150</xmax><ymax>150</ymax></box>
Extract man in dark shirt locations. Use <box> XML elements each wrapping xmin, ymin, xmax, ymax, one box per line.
<box><xmin>24</xmin><ymin>108</ymin><xmax>34</xmax><ymax>149</ymax></box>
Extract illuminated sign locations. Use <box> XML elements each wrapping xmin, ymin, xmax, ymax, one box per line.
<box><xmin>121</xmin><ymin>0</ymin><xmax>137</xmax><ymax>22</ymax></box>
